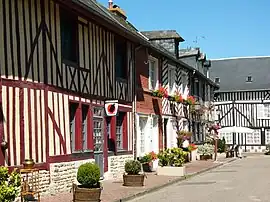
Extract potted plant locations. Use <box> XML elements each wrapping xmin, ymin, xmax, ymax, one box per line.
<box><xmin>197</xmin><ymin>143</ymin><xmax>215</xmax><ymax>160</ymax></box>
<box><xmin>0</xmin><ymin>167</ymin><xmax>21</xmax><ymax>202</ymax></box>
<box><xmin>176</xmin><ymin>130</ymin><xmax>192</xmax><ymax>148</ymax></box>
<box><xmin>157</xmin><ymin>148</ymin><xmax>187</xmax><ymax>177</ymax></box>
<box><xmin>188</xmin><ymin>143</ymin><xmax>198</xmax><ymax>161</ymax></box>
<box><xmin>123</xmin><ymin>160</ymin><xmax>145</xmax><ymax>187</ymax></box>
<box><xmin>73</xmin><ymin>162</ymin><xmax>102</xmax><ymax>202</ymax></box>
<box><xmin>138</xmin><ymin>151</ymin><xmax>157</xmax><ymax>172</ymax></box>
<box><xmin>152</xmin><ymin>87</ymin><xmax>168</xmax><ymax>98</ymax></box>
<box><xmin>184</xmin><ymin>95</ymin><xmax>195</xmax><ymax>105</ymax></box>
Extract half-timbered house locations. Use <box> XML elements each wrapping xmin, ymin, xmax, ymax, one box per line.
<box><xmin>0</xmin><ymin>0</ymin><xmax>156</xmax><ymax>194</ymax></box>
<box><xmin>139</xmin><ymin>32</ymin><xmax>218</xmax><ymax>149</ymax></box>
<box><xmin>210</xmin><ymin>56</ymin><xmax>270</xmax><ymax>153</ymax></box>
<box><xmin>179</xmin><ymin>47</ymin><xmax>218</xmax><ymax>143</ymax></box>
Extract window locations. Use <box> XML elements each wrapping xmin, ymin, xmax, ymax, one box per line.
<box><xmin>60</xmin><ymin>8</ymin><xmax>78</xmax><ymax>63</ymax></box>
<box><xmin>116</xmin><ymin>112</ymin><xmax>127</xmax><ymax>150</ymax></box>
<box><xmin>93</xmin><ymin>108</ymin><xmax>103</xmax><ymax>152</ymax></box>
<box><xmin>138</xmin><ymin>117</ymin><xmax>148</xmax><ymax>155</ymax></box>
<box><xmin>168</xmin><ymin>66</ymin><xmax>176</xmax><ymax>94</ymax></box>
<box><xmin>148</xmin><ymin>57</ymin><xmax>159</xmax><ymax>90</ymax></box>
<box><xmin>106</xmin><ymin>117</ymin><xmax>115</xmax><ymax>152</ymax></box>
<box><xmin>246</xmin><ymin>130</ymin><xmax>261</xmax><ymax>144</ymax></box>
<box><xmin>246</xmin><ymin>76</ymin><xmax>253</xmax><ymax>83</ymax></box>
<box><xmin>265</xmin><ymin>129</ymin><xmax>270</xmax><ymax>144</ymax></box>
<box><xmin>70</xmin><ymin>103</ymin><xmax>92</xmax><ymax>153</ymax></box>
<box><xmin>115</xmin><ymin>37</ymin><xmax>127</xmax><ymax>80</ymax></box>
<box><xmin>219</xmin><ymin>132</ymin><xmax>233</xmax><ymax>144</ymax></box>
<box><xmin>257</xmin><ymin>104</ymin><xmax>270</xmax><ymax>119</ymax></box>
<box><xmin>214</xmin><ymin>77</ymin><xmax>220</xmax><ymax>83</ymax></box>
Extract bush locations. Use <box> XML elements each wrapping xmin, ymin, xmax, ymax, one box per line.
<box><xmin>197</xmin><ymin>143</ymin><xmax>215</xmax><ymax>156</ymax></box>
<box><xmin>77</xmin><ymin>163</ymin><xmax>100</xmax><ymax>188</ymax></box>
<box><xmin>0</xmin><ymin>167</ymin><xmax>21</xmax><ymax>202</ymax></box>
<box><xmin>157</xmin><ymin>148</ymin><xmax>187</xmax><ymax>167</ymax></box>
<box><xmin>125</xmin><ymin>160</ymin><xmax>141</xmax><ymax>175</ymax></box>
<box><xmin>217</xmin><ymin>137</ymin><xmax>226</xmax><ymax>153</ymax></box>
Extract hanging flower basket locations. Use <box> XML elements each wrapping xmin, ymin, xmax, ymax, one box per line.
<box><xmin>152</xmin><ymin>87</ymin><xmax>168</xmax><ymax>98</ymax></box>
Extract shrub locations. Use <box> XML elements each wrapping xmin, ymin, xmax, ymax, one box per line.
<box><xmin>157</xmin><ymin>148</ymin><xmax>187</xmax><ymax>167</ymax></box>
<box><xmin>77</xmin><ymin>163</ymin><xmax>100</xmax><ymax>188</ymax></box>
<box><xmin>138</xmin><ymin>151</ymin><xmax>157</xmax><ymax>164</ymax></box>
<box><xmin>217</xmin><ymin>137</ymin><xmax>226</xmax><ymax>153</ymax></box>
<box><xmin>125</xmin><ymin>160</ymin><xmax>141</xmax><ymax>175</ymax></box>
<box><xmin>197</xmin><ymin>143</ymin><xmax>215</xmax><ymax>156</ymax></box>
<box><xmin>0</xmin><ymin>167</ymin><xmax>21</xmax><ymax>202</ymax></box>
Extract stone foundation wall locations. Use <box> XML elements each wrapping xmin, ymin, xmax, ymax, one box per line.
<box><xmin>105</xmin><ymin>154</ymin><xmax>134</xmax><ymax>180</ymax></box>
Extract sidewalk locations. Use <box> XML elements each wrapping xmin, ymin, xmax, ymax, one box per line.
<box><xmin>41</xmin><ymin>156</ymin><xmax>236</xmax><ymax>202</ymax></box>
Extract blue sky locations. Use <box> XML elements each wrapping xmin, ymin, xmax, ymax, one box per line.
<box><xmin>99</xmin><ymin>0</ymin><xmax>270</xmax><ymax>59</ymax></box>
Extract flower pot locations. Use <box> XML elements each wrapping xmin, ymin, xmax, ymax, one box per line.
<box><xmin>142</xmin><ymin>162</ymin><xmax>152</xmax><ymax>172</ymax></box>
<box><xmin>199</xmin><ymin>154</ymin><xmax>213</xmax><ymax>161</ymax></box>
<box><xmin>73</xmin><ymin>184</ymin><xmax>102</xmax><ymax>202</ymax></box>
<box><xmin>157</xmin><ymin>166</ymin><xmax>185</xmax><ymax>177</ymax></box>
<box><xmin>123</xmin><ymin>174</ymin><xmax>145</xmax><ymax>187</ymax></box>
<box><xmin>23</xmin><ymin>159</ymin><xmax>35</xmax><ymax>169</ymax></box>
<box><xmin>191</xmin><ymin>149</ymin><xmax>197</xmax><ymax>161</ymax></box>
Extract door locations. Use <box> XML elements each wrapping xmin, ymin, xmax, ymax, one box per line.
<box><xmin>138</xmin><ymin>116</ymin><xmax>148</xmax><ymax>156</ymax></box>
<box><xmin>163</xmin><ymin>118</ymin><xmax>168</xmax><ymax>149</ymax></box>
<box><xmin>149</xmin><ymin>116</ymin><xmax>159</xmax><ymax>153</ymax></box>
<box><xmin>93</xmin><ymin>117</ymin><xmax>104</xmax><ymax>178</ymax></box>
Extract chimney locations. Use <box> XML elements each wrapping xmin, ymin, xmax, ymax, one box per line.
<box><xmin>108</xmin><ymin>0</ymin><xmax>113</xmax><ymax>9</ymax></box>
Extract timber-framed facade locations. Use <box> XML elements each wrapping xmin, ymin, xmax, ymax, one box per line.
<box><xmin>211</xmin><ymin>56</ymin><xmax>270</xmax><ymax>153</ymax></box>
<box><xmin>0</xmin><ymin>0</ymin><xmax>138</xmax><ymax>192</ymax></box>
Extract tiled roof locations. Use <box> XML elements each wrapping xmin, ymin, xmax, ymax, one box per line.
<box><xmin>72</xmin><ymin>0</ymin><xmax>217</xmax><ymax>87</ymax></box>
<box><xmin>210</xmin><ymin>56</ymin><xmax>270</xmax><ymax>91</ymax></box>
<box><xmin>141</xmin><ymin>30</ymin><xmax>185</xmax><ymax>41</ymax></box>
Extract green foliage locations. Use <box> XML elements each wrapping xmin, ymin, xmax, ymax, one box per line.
<box><xmin>157</xmin><ymin>148</ymin><xmax>187</xmax><ymax>167</ymax></box>
<box><xmin>77</xmin><ymin>163</ymin><xmax>100</xmax><ymax>188</ymax></box>
<box><xmin>138</xmin><ymin>154</ymin><xmax>152</xmax><ymax>164</ymax></box>
<box><xmin>217</xmin><ymin>137</ymin><xmax>226</xmax><ymax>153</ymax></box>
<box><xmin>0</xmin><ymin>167</ymin><xmax>21</xmax><ymax>202</ymax></box>
<box><xmin>125</xmin><ymin>160</ymin><xmax>141</xmax><ymax>175</ymax></box>
<box><xmin>197</xmin><ymin>143</ymin><xmax>215</xmax><ymax>156</ymax></box>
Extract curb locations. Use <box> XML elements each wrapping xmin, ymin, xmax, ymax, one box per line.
<box><xmin>115</xmin><ymin>158</ymin><xmax>237</xmax><ymax>202</ymax></box>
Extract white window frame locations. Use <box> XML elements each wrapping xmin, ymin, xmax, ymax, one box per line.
<box><xmin>148</xmin><ymin>56</ymin><xmax>159</xmax><ymax>90</ymax></box>
<box><xmin>167</xmin><ymin>65</ymin><xmax>176</xmax><ymax>95</ymax></box>
<box><xmin>265</xmin><ymin>129</ymin><xmax>270</xmax><ymax>144</ymax></box>
<box><xmin>246</xmin><ymin>129</ymin><xmax>261</xmax><ymax>145</ymax></box>
<box><xmin>257</xmin><ymin>104</ymin><xmax>270</xmax><ymax>119</ymax></box>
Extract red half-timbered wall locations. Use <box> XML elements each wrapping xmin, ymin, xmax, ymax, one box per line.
<box><xmin>0</xmin><ymin>0</ymin><xmax>135</xmax><ymax>168</ymax></box>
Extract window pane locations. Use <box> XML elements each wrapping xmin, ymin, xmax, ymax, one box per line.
<box><xmin>116</xmin><ymin>112</ymin><xmax>125</xmax><ymax>150</ymax></box>
<box><xmin>82</xmin><ymin>105</ymin><xmax>89</xmax><ymax>150</ymax></box>
<box><xmin>93</xmin><ymin>119</ymin><xmax>103</xmax><ymax>152</ymax></box>
<box><xmin>60</xmin><ymin>9</ymin><xmax>77</xmax><ymax>62</ymax></box>
<box><xmin>69</xmin><ymin>103</ymin><xmax>79</xmax><ymax>152</ymax></box>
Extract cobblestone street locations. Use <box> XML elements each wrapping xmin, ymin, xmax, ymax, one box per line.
<box><xmin>129</xmin><ymin>156</ymin><xmax>270</xmax><ymax>202</ymax></box>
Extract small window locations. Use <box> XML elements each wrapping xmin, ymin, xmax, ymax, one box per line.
<box><xmin>116</xmin><ymin>112</ymin><xmax>127</xmax><ymax>150</ymax></box>
<box><xmin>148</xmin><ymin>57</ymin><xmax>158</xmax><ymax>90</ymax></box>
<box><xmin>215</xmin><ymin>77</ymin><xmax>220</xmax><ymax>83</ymax></box>
<box><xmin>115</xmin><ymin>37</ymin><xmax>127</xmax><ymax>80</ymax></box>
<box><xmin>60</xmin><ymin>8</ymin><xmax>78</xmax><ymax>63</ymax></box>
<box><xmin>246</xmin><ymin>76</ymin><xmax>253</xmax><ymax>83</ymax></box>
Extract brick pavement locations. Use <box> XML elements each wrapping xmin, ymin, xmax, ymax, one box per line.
<box><xmin>40</xmin><ymin>156</ymin><xmax>235</xmax><ymax>202</ymax></box>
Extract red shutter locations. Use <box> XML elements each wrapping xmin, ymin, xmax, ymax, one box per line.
<box><xmin>122</xmin><ymin>112</ymin><xmax>128</xmax><ymax>150</ymax></box>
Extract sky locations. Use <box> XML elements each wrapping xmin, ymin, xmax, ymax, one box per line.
<box><xmin>99</xmin><ymin>0</ymin><xmax>270</xmax><ymax>59</ymax></box>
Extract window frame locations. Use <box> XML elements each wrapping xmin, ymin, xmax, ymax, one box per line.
<box><xmin>257</xmin><ymin>104</ymin><xmax>270</xmax><ymax>119</ymax></box>
<box><xmin>167</xmin><ymin>65</ymin><xmax>176</xmax><ymax>95</ymax></box>
<box><xmin>69</xmin><ymin>102</ymin><xmax>93</xmax><ymax>153</ymax></box>
<box><xmin>214</xmin><ymin>77</ymin><xmax>220</xmax><ymax>84</ymax></box>
<box><xmin>148</xmin><ymin>56</ymin><xmax>159</xmax><ymax>90</ymax></box>
<box><xmin>115</xmin><ymin>111</ymin><xmax>128</xmax><ymax>151</ymax></box>
<box><xmin>60</xmin><ymin>8</ymin><xmax>78</xmax><ymax>64</ymax></box>
<box><xmin>115</xmin><ymin>36</ymin><xmax>128</xmax><ymax>80</ymax></box>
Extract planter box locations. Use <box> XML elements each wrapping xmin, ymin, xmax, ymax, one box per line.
<box><xmin>123</xmin><ymin>174</ymin><xmax>145</xmax><ymax>187</ymax></box>
<box><xmin>199</xmin><ymin>154</ymin><xmax>213</xmax><ymax>160</ymax></box>
<box><xmin>157</xmin><ymin>166</ymin><xmax>185</xmax><ymax>177</ymax></box>
<box><xmin>191</xmin><ymin>149</ymin><xmax>198</xmax><ymax>161</ymax></box>
<box><xmin>73</xmin><ymin>184</ymin><xmax>102</xmax><ymax>202</ymax></box>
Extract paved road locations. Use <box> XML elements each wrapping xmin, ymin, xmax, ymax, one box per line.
<box><xmin>129</xmin><ymin>156</ymin><xmax>270</xmax><ymax>202</ymax></box>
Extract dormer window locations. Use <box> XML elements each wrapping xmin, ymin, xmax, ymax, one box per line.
<box><xmin>215</xmin><ymin>77</ymin><xmax>220</xmax><ymax>83</ymax></box>
<box><xmin>246</xmin><ymin>75</ymin><xmax>253</xmax><ymax>83</ymax></box>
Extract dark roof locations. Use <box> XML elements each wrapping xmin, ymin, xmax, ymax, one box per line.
<box><xmin>141</xmin><ymin>30</ymin><xmax>185</xmax><ymax>42</ymax></box>
<box><xmin>210</xmin><ymin>56</ymin><xmax>270</xmax><ymax>91</ymax></box>
<box><xmin>72</xmin><ymin>0</ymin><xmax>217</xmax><ymax>87</ymax></box>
